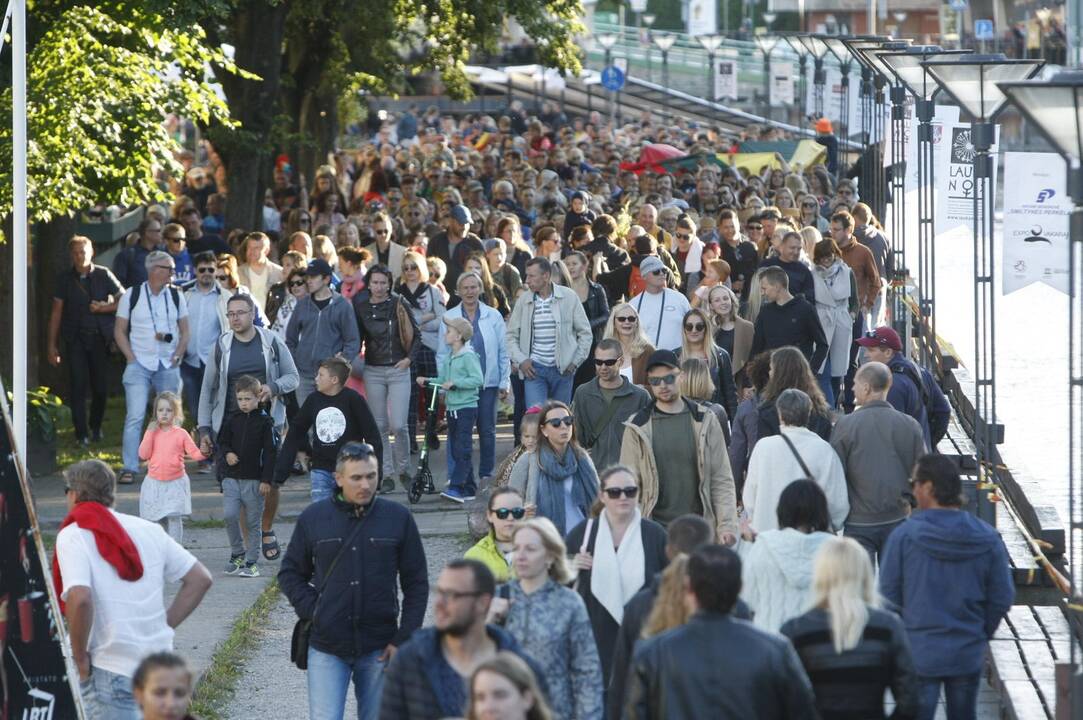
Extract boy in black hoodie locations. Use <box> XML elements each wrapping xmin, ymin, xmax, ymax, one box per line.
<box><xmin>218</xmin><ymin>375</ymin><xmax>277</xmax><ymax>577</ymax></box>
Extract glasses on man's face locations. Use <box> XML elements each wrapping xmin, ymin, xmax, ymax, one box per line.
<box><xmin>615</xmin><ymin>315</ymin><xmax>637</xmax><ymax>324</ymax></box>
<box><xmin>197</xmin><ymin>267</ymin><xmax>216</xmax><ymax>274</ymax></box>
<box><xmin>684</xmin><ymin>322</ymin><xmax>706</xmax><ymax>332</ymax></box>
<box><xmin>544</xmin><ymin>416</ymin><xmax>575</xmax><ymax>428</ymax></box>
<box><xmin>155</xmin><ymin>265</ymin><xmax>176</xmax><ymax>274</ymax></box>
<box><xmin>289</xmin><ymin>280</ymin><xmax>306</xmax><ymax>288</ymax></box>
<box><xmin>226</xmin><ymin>310</ymin><xmax>251</xmax><ymax>319</ymax></box>
<box><xmin>492</xmin><ymin>507</ymin><xmax>527</xmax><ymax>520</ymax></box>
<box><xmin>374</xmin><ymin>229</ymin><xmax>389</xmax><ymax>235</ymax></box>
<box><xmin>594</xmin><ymin>357</ymin><xmax>622</xmax><ymax>367</ymax></box>
<box><xmin>647</xmin><ymin>373</ymin><xmax>678</xmax><ymax>387</ymax></box>
<box><xmin>747</xmin><ymin>224</ymin><xmax>763</xmax><ymax>231</ymax></box>
<box><xmin>434</xmin><ymin>588</ymin><xmax>483</xmax><ymax>603</ymax></box>
<box><xmin>603</xmin><ymin>486</ymin><xmax>639</xmax><ymax>500</ymax></box>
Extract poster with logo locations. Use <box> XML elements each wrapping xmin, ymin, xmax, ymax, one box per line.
<box><xmin>686</xmin><ymin>0</ymin><xmax>717</xmax><ymax>36</ymax></box>
<box><xmin>1002</xmin><ymin>152</ymin><xmax>1071</xmax><ymax>295</ymax></box>
<box><xmin>715</xmin><ymin>60</ymin><xmax>738</xmax><ymax>101</ymax></box>
<box><xmin>0</xmin><ymin>385</ymin><xmax>83</xmax><ymax>720</ymax></box>
<box><xmin>935</xmin><ymin>122</ymin><xmax>1000</xmax><ymax>236</ymax></box>
<box><xmin>769</xmin><ymin>60</ymin><xmax>794</xmax><ymax>106</ymax></box>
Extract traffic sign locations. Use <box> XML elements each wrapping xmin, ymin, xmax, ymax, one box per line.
<box><xmin>601</xmin><ymin>65</ymin><xmax>625</xmax><ymax>91</ymax></box>
<box><xmin>949</xmin><ymin>0</ymin><xmax>967</xmax><ymax>11</ymax></box>
<box><xmin>974</xmin><ymin>19</ymin><xmax>995</xmax><ymax>40</ymax></box>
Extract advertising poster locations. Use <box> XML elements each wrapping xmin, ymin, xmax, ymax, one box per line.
<box><xmin>935</xmin><ymin>122</ymin><xmax>1000</xmax><ymax>236</ymax></box>
<box><xmin>1002</xmin><ymin>152</ymin><xmax>1071</xmax><ymax>295</ymax></box>
<box><xmin>769</xmin><ymin>60</ymin><xmax>794</xmax><ymax>106</ymax></box>
<box><xmin>715</xmin><ymin>59</ymin><xmax>738</xmax><ymax>101</ymax></box>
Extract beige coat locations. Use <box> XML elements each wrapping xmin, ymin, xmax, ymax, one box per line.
<box><xmin>619</xmin><ymin>398</ymin><xmax>739</xmax><ymax>539</ymax></box>
<box><xmin>506</xmin><ymin>283</ymin><xmax>593</xmax><ymax>375</ymax></box>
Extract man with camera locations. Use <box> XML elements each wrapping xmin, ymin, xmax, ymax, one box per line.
<box><xmin>114</xmin><ymin>250</ymin><xmax>191</xmax><ymax>485</ymax></box>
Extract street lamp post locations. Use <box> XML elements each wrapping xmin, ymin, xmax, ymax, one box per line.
<box><xmin>596</xmin><ymin>32</ymin><xmax>620</xmax><ymax>127</ymax></box>
<box><xmin>754</xmin><ymin>35</ymin><xmax>779</xmax><ymax>120</ymax></box>
<box><xmin>922</xmin><ymin>54</ymin><xmax>1044</xmax><ymax>505</ymax></box>
<box><xmin>999</xmin><ymin>70</ymin><xmax>1083</xmax><ymax>716</ymax></box>
<box><xmin>784</xmin><ymin>34</ymin><xmax>810</xmax><ymax>127</ymax></box>
<box><xmin>642</xmin><ymin>13</ymin><xmax>657</xmax><ymax>83</ymax></box>
<box><xmin>797</xmin><ymin>34</ymin><xmax>831</xmax><ymax>118</ymax></box>
<box><xmin>697</xmin><ymin>33</ymin><xmax>724</xmax><ymax>106</ymax></box>
<box><xmin>823</xmin><ymin>36</ymin><xmax>856</xmax><ymax>147</ymax></box>
<box><xmin>654</xmin><ymin>33</ymin><xmax>678</xmax><ymax>122</ymax></box>
<box><xmin>876</xmin><ymin>45</ymin><xmax>972</xmax><ymax>366</ymax></box>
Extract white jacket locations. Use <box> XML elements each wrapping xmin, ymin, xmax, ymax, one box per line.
<box><xmin>743</xmin><ymin>426</ymin><xmax>849</xmax><ymax>533</ymax></box>
<box><xmin>739</xmin><ymin>528</ymin><xmax>833</xmax><ymax>632</ymax></box>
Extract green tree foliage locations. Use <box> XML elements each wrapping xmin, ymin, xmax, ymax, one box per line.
<box><xmin>0</xmin><ymin>4</ymin><xmax>239</xmax><ymax>222</ymax></box>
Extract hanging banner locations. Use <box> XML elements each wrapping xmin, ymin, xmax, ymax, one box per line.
<box><xmin>904</xmin><ymin>104</ymin><xmax>960</xmax><ymax>193</ymax></box>
<box><xmin>687</xmin><ymin>0</ymin><xmax>717</xmax><ymax>36</ymax></box>
<box><xmin>809</xmin><ymin>67</ymin><xmax>861</xmax><ymax>137</ymax></box>
<box><xmin>715</xmin><ymin>60</ymin><xmax>738</xmax><ymax>101</ymax></box>
<box><xmin>1002</xmin><ymin>152</ymin><xmax>1071</xmax><ymax>295</ymax></box>
<box><xmin>935</xmin><ymin>122</ymin><xmax>1000</xmax><ymax>237</ymax></box>
<box><xmin>0</xmin><ymin>386</ymin><xmax>83</xmax><ymax>720</ymax></box>
<box><xmin>769</xmin><ymin>60</ymin><xmax>794</xmax><ymax>106</ymax></box>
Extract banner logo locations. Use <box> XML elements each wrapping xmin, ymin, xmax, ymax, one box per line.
<box><xmin>1036</xmin><ymin>188</ymin><xmax>1056</xmax><ymax>203</ymax></box>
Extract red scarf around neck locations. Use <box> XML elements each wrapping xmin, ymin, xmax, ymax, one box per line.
<box><xmin>51</xmin><ymin>502</ymin><xmax>144</xmax><ymax>612</ymax></box>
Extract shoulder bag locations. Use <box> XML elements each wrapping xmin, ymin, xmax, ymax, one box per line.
<box><xmin>290</xmin><ymin>515</ymin><xmax>369</xmax><ymax>670</ymax></box>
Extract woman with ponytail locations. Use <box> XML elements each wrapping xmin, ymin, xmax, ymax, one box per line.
<box><xmin>780</xmin><ymin>536</ymin><xmax>918</xmax><ymax>719</ymax></box>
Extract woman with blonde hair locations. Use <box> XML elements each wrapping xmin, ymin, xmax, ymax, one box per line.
<box><xmin>742</xmin><ymin>267</ymin><xmax>766</xmax><ymax>325</ymax></box>
<box><xmin>467</xmin><ymin>652</ymin><xmax>554</xmax><ymax>720</ymax></box>
<box><xmin>799</xmin><ymin>195</ymin><xmax>830</xmax><ymax>234</ymax></box>
<box><xmin>706</xmin><ymin>285</ymin><xmax>753</xmax><ymax>379</ymax></box>
<box><xmin>781</xmin><ymin>537</ymin><xmax>918</xmax><ymax>719</ymax></box>
<box><xmin>678</xmin><ymin>358</ymin><xmax>731</xmax><ymax>442</ymax></box>
<box><xmin>799</xmin><ymin>225</ymin><xmax>823</xmax><ymax>260</ymax></box>
<box><xmin>602</xmin><ymin>303</ymin><xmax>654</xmax><ymax>386</ymax></box>
<box><xmin>675</xmin><ymin>308</ymin><xmax>737</xmax><ymax>417</ymax></box>
<box><xmin>312</xmin><ymin>234</ymin><xmax>339</xmax><ymax>270</ymax></box>
<box><xmin>642</xmin><ymin>554</ymin><xmax>692</xmax><ymax>639</ymax></box>
<box><xmin>495</xmin><ymin>517</ymin><xmax>603</xmax><ymax>720</ymax></box>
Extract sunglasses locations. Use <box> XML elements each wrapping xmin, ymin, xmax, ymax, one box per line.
<box><xmin>649</xmin><ymin>269</ymin><xmax>666</xmax><ymax>276</ymax></box>
<box><xmin>684</xmin><ymin>322</ymin><xmax>706</xmax><ymax>332</ymax></box>
<box><xmin>165</xmin><ymin>235</ymin><xmax>183</xmax><ymax>243</ymax></box>
<box><xmin>747</xmin><ymin>224</ymin><xmax>763</xmax><ymax>230</ymax></box>
<box><xmin>676</xmin><ymin>233</ymin><xmax>692</xmax><ymax>241</ymax></box>
<box><xmin>594</xmin><ymin>357</ymin><xmax>621</xmax><ymax>366</ymax></box>
<box><xmin>647</xmin><ymin>373</ymin><xmax>678</xmax><ymax>386</ymax></box>
<box><xmin>544</xmin><ymin>416</ymin><xmax>575</xmax><ymax>428</ymax></box>
<box><xmin>155</xmin><ymin>265</ymin><xmax>176</xmax><ymax>273</ymax></box>
<box><xmin>197</xmin><ymin>267</ymin><xmax>216</xmax><ymax>274</ymax></box>
<box><xmin>493</xmin><ymin>507</ymin><xmax>527</xmax><ymax>520</ymax></box>
<box><xmin>403</xmin><ymin>264</ymin><xmax>418</xmax><ymax>271</ymax></box>
<box><xmin>604</xmin><ymin>486</ymin><xmax>639</xmax><ymax>499</ymax></box>
<box><xmin>339</xmin><ymin>442</ymin><xmax>377</xmax><ymax>460</ymax></box>
<box><xmin>374</xmin><ymin>229</ymin><xmax>389</xmax><ymax>235</ymax></box>
<box><xmin>290</xmin><ymin>280</ymin><xmax>306</xmax><ymax>288</ymax></box>
<box><xmin>615</xmin><ymin>315</ymin><xmax>637</xmax><ymax>323</ymax></box>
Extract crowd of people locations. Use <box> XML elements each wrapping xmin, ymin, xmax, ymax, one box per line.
<box><xmin>49</xmin><ymin>101</ymin><xmax>1011</xmax><ymax>720</ymax></box>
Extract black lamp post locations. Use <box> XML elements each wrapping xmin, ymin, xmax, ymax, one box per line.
<box><xmin>783</xmin><ymin>34</ymin><xmax>810</xmax><ymax>128</ymax></box>
<box><xmin>999</xmin><ymin>70</ymin><xmax>1083</xmax><ymax>716</ymax></box>
<box><xmin>754</xmin><ymin>34</ymin><xmax>779</xmax><ymax>120</ymax></box>
<box><xmin>823</xmin><ymin>36</ymin><xmax>856</xmax><ymax>147</ymax></box>
<box><xmin>642</xmin><ymin>13</ymin><xmax>657</xmax><ymax>83</ymax></box>
<box><xmin>653</xmin><ymin>32</ymin><xmax>677</xmax><ymax>122</ymax></box>
<box><xmin>875</xmin><ymin>45</ymin><xmax>972</xmax><ymax>365</ymax></box>
<box><xmin>596</xmin><ymin>33</ymin><xmax>620</xmax><ymax>126</ymax></box>
<box><xmin>922</xmin><ymin>54</ymin><xmax>1044</xmax><ymax>502</ymax></box>
<box><xmin>797</xmin><ymin>34</ymin><xmax>831</xmax><ymax>118</ymax></box>
<box><xmin>697</xmin><ymin>33</ymin><xmax>724</xmax><ymax>106</ymax></box>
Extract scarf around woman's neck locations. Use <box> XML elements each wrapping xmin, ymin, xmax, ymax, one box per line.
<box><xmin>816</xmin><ymin>260</ymin><xmax>851</xmax><ymax>303</ymax></box>
<box><xmin>535</xmin><ymin>444</ymin><xmax>597</xmax><ymax>535</ymax></box>
<box><xmin>591</xmin><ymin>508</ymin><xmax>645</xmax><ymax>625</ymax></box>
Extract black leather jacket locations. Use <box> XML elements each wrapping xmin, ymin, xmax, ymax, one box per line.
<box><xmin>352</xmin><ymin>291</ymin><xmax>418</xmax><ymax>366</ymax></box>
<box><xmin>625</xmin><ymin>612</ymin><xmax>818</xmax><ymax>720</ymax></box>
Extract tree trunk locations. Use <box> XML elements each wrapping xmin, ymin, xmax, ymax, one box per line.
<box><xmin>210</xmin><ymin>0</ymin><xmax>289</xmax><ymax>234</ymax></box>
<box><xmin>33</xmin><ymin>215</ymin><xmax>77</xmax><ymax>393</ymax></box>
<box><xmin>293</xmin><ymin>85</ymin><xmax>340</xmax><ymax>192</ymax></box>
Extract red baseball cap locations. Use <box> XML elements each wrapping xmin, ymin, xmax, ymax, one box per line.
<box><xmin>856</xmin><ymin>326</ymin><xmax>902</xmax><ymax>351</ymax></box>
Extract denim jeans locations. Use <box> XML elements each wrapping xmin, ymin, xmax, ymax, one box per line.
<box><xmin>475</xmin><ymin>387</ymin><xmax>498</xmax><ymax>479</ymax></box>
<box><xmin>844</xmin><ymin>519</ymin><xmax>905</xmax><ymax>569</ymax></box>
<box><xmin>447</xmin><ymin>406</ymin><xmax>478</xmax><ymax>495</ymax></box>
<box><xmin>307</xmin><ymin>646</ymin><xmax>385</xmax><ymax>720</ymax></box>
<box><xmin>310</xmin><ymin>468</ymin><xmax>337</xmax><ymax>503</ymax></box>
<box><xmin>79</xmin><ymin>666</ymin><xmax>140</xmax><ymax>720</ymax></box>
<box><xmin>917</xmin><ymin>673</ymin><xmax>981</xmax><ymax>720</ymax></box>
<box><xmin>122</xmin><ymin>361</ymin><xmax>181</xmax><ymax>472</ymax></box>
<box><xmin>524</xmin><ymin>363</ymin><xmax>574</xmax><ymax>408</ymax></box>
<box><xmin>179</xmin><ymin>360</ymin><xmax>205</xmax><ymax>423</ymax></box>
<box><xmin>363</xmin><ymin>365</ymin><xmax>412</xmax><ymax>477</ymax></box>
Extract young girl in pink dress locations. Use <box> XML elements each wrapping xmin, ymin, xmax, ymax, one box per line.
<box><xmin>139</xmin><ymin>391</ymin><xmax>206</xmax><ymax>542</ymax></box>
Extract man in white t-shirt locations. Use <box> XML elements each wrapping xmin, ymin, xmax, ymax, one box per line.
<box><xmin>631</xmin><ymin>255</ymin><xmax>691</xmax><ymax>351</ymax></box>
<box><xmin>56</xmin><ymin>459</ymin><xmax>212</xmax><ymax>719</ymax></box>
<box><xmin>114</xmin><ymin>250</ymin><xmax>191</xmax><ymax>484</ymax></box>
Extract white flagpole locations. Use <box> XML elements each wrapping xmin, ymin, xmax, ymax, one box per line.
<box><xmin>12</xmin><ymin>0</ymin><xmax>26</xmax><ymax>465</ymax></box>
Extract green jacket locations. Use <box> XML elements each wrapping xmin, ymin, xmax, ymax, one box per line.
<box><xmin>464</xmin><ymin>532</ymin><xmax>512</xmax><ymax>582</ymax></box>
<box><xmin>434</xmin><ymin>346</ymin><xmax>483</xmax><ymax>412</ymax></box>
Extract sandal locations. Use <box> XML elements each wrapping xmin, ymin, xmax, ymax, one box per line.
<box><xmin>118</xmin><ymin>471</ymin><xmax>136</xmax><ymax>485</ymax></box>
<box><xmin>261</xmin><ymin>530</ymin><xmax>280</xmax><ymax>561</ymax></box>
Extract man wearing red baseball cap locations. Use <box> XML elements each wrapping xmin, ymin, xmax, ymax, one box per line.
<box><xmin>856</xmin><ymin>327</ymin><xmax>950</xmax><ymax>448</ymax></box>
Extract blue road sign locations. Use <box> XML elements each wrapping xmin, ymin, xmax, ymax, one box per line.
<box><xmin>601</xmin><ymin>65</ymin><xmax>625</xmax><ymax>91</ymax></box>
<box><xmin>974</xmin><ymin>19</ymin><xmax>995</xmax><ymax>41</ymax></box>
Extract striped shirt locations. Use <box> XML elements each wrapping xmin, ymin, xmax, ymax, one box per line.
<box><xmin>530</xmin><ymin>293</ymin><xmax>558</xmax><ymax>367</ymax></box>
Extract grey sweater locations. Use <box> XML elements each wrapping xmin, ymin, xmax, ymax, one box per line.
<box><xmin>571</xmin><ymin>378</ymin><xmax>651</xmax><ymax>471</ymax></box>
<box><xmin>830</xmin><ymin>399</ymin><xmax>926</xmax><ymax>525</ymax></box>
<box><xmin>284</xmin><ymin>290</ymin><xmax>360</xmax><ymax>374</ymax></box>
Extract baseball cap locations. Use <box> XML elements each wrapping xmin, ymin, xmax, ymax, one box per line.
<box><xmin>638</xmin><ymin>256</ymin><xmax>666</xmax><ymax>276</ymax></box>
<box><xmin>645</xmin><ymin>349</ymin><xmax>680</xmax><ymax>372</ymax></box>
<box><xmin>443</xmin><ymin>316</ymin><xmax>474</xmax><ymax>342</ymax></box>
<box><xmin>856</xmin><ymin>326</ymin><xmax>903</xmax><ymax>351</ymax></box>
<box><xmin>450</xmin><ymin>204</ymin><xmax>473</xmax><ymax>226</ymax></box>
<box><xmin>304</xmin><ymin>258</ymin><xmax>334</xmax><ymax>277</ymax></box>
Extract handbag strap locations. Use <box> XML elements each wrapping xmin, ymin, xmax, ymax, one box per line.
<box><xmin>585</xmin><ymin>399</ymin><xmax>624</xmax><ymax>449</ymax></box>
<box><xmin>778</xmin><ymin>432</ymin><xmax>814</xmax><ymax>481</ymax></box>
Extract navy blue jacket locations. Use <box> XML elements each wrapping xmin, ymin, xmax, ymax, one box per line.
<box><xmin>886</xmin><ymin>354</ymin><xmax>951</xmax><ymax>449</ymax></box>
<box><xmin>380</xmin><ymin>624</ymin><xmax>548</xmax><ymax>720</ymax></box>
<box><xmin>879</xmin><ymin>509</ymin><xmax>1014</xmax><ymax>677</ymax></box>
<box><xmin>278</xmin><ymin>495</ymin><xmax>428</xmax><ymax>659</ymax></box>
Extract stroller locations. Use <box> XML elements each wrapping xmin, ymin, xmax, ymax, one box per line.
<box><xmin>408</xmin><ymin>381</ymin><xmax>442</xmax><ymax>504</ymax></box>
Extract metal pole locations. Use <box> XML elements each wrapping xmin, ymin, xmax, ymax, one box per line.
<box><xmin>663</xmin><ymin>49</ymin><xmax>670</xmax><ymax>122</ymax></box>
<box><xmin>13</xmin><ymin>0</ymin><xmax>26</xmax><ymax>462</ymax></box>
<box><xmin>813</xmin><ymin>56</ymin><xmax>826</xmax><ymax>117</ymax></box>
<box><xmin>763</xmin><ymin>50</ymin><xmax>772</xmax><ymax>121</ymax></box>
<box><xmin>798</xmin><ymin>54</ymin><xmax>808</xmax><ymax>127</ymax></box>
<box><xmin>708</xmin><ymin>50</ymin><xmax>716</xmax><ymax>104</ymax></box>
<box><xmin>915</xmin><ymin>98</ymin><xmax>937</xmax><ymax>365</ymax></box>
<box><xmin>889</xmin><ymin>83</ymin><xmax>908</xmax><ymax>351</ymax></box>
<box><xmin>839</xmin><ymin>62</ymin><xmax>851</xmax><ymax>145</ymax></box>
<box><xmin>605</xmin><ymin>48</ymin><xmax>614</xmax><ymax>127</ymax></box>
